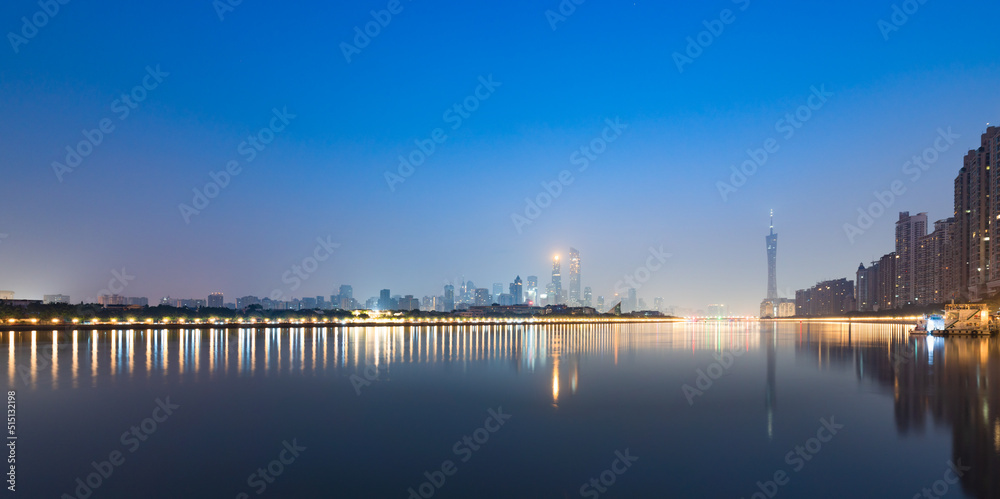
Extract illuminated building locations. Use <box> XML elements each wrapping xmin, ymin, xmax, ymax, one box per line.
<box><xmin>43</xmin><ymin>294</ymin><xmax>70</xmax><ymax>304</ymax></box>
<box><xmin>444</xmin><ymin>285</ymin><xmax>455</xmax><ymax>312</ymax></box>
<box><xmin>551</xmin><ymin>256</ymin><xmax>562</xmax><ymax>305</ymax></box>
<box><xmin>568</xmin><ymin>247</ymin><xmax>581</xmax><ymax>305</ymax></box>
<box><xmin>474</xmin><ymin>288</ymin><xmax>491</xmax><ymax>306</ymax></box>
<box><xmin>895</xmin><ymin>211</ymin><xmax>928</xmax><ymax>307</ymax></box>
<box><xmin>207</xmin><ymin>292</ymin><xmax>223</xmax><ymax>308</ymax></box>
<box><xmin>761</xmin><ymin>211</ymin><xmax>778</xmax><ymax>317</ymax></box>
<box><xmin>509</xmin><ymin>276</ymin><xmax>523</xmax><ymax>305</ymax></box>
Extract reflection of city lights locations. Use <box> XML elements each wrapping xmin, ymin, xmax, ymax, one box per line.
<box><xmin>994</xmin><ymin>420</ymin><xmax>999</xmax><ymax>452</ymax></box>
<box><xmin>552</xmin><ymin>368</ymin><xmax>559</xmax><ymax>403</ymax></box>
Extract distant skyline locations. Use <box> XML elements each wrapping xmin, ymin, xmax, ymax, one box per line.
<box><xmin>1</xmin><ymin>0</ymin><xmax>999</xmax><ymax>314</ymax></box>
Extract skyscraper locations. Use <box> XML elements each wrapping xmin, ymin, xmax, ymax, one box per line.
<box><xmin>443</xmin><ymin>285</ymin><xmax>455</xmax><ymax>312</ymax></box>
<box><xmin>766</xmin><ymin>211</ymin><xmax>777</xmax><ymax>301</ymax></box>
<box><xmin>895</xmin><ymin>211</ymin><xmax>928</xmax><ymax>306</ymax></box>
<box><xmin>339</xmin><ymin>285</ymin><xmax>353</xmax><ymax>309</ymax></box>
<box><xmin>583</xmin><ymin>286</ymin><xmax>592</xmax><ymax>307</ymax></box>
<box><xmin>760</xmin><ymin>211</ymin><xmax>779</xmax><ymax>318</ymax></box>
<box><xmin>492</xmin><ymin>283</ymin><xmax>504</xmax><ymax>302</ymax></box>
<box><xmin>378</xmin><ymin>289</ymin><xmax>391</xmax><ymax>310</ymax></box>
<box><xmin>526</xmin><ymin>276</ymin><xmax>538</xmax><ymax>305</ymax></box>
<box><xmin>568</xmin><ymin>247</ymin><xmax>581</xmax><ymax>305</ymax></box>
<box><xmin>551</xmin><ymin>255</ymin><xmax>562</xmax><ymax>305</ymax></box>
<box><xmin>474</xmin><ymin>288</ymin><xmax>491</xmax><ymax>306</ymax></box>
<box><xmin>855</xmin><ymin>262</ymin><xmax>879</xmax><ymax>312</ymax></box>
<box><xmin>509</xmin><ymin>276</ymin><xmax>523</xmax><ymax>305</ymax></box>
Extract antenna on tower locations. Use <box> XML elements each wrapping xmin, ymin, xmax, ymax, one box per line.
<box><xmin>769</xmin><ymin>209</ymin><xmax>774</xmax><ymax>234</ymax></box>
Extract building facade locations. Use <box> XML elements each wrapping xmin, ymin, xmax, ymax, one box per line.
<box><xmin>568</xmin><ymin>247</ymin><xmax>581</xmax><ymax>305</ymax></box>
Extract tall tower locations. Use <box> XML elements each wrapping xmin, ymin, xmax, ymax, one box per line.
<box><xmin>551</xmin><ymin>255</ymin><xmax>562</xmax><ymax>304</ymax></box>
<box><xmin>766</xmin><ymin>210</ymin><xmax>778</xmax><ymax>301</ymax></box>
<box><xmin>568</xmin><ymin>248</ymin><xmax>581</xmax><ymax>305</ymax></box>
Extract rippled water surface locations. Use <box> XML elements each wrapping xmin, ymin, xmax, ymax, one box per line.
<box><xmin>4</xmin><ymin>322</ymin><xmax>998</xmax><ymax>498</ymax></box>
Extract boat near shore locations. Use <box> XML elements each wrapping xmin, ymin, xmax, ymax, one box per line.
<box><xmin>911</xmin><ymin>304</ymin><xmax>998</xmax><ymax>336</ymax></box>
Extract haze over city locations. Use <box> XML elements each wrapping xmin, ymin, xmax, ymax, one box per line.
<box><xmin>2</xmin><ymin>1</ymin><xmax>998</xmax><ymax>314</ymax></box>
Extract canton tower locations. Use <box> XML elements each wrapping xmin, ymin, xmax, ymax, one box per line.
<box><xmin>766</xmin><ymin>210</ymin><xmax>777</xmax><ymax>301</ymax></box>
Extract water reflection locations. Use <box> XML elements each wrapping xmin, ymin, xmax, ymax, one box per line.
<box><xmin>3</xmin><ymin>322</ymin><xmax>996</xmax><ymax>497</ymax></box>
<box><xmin>3</xmin><ymin>323</ymin><xmax>759</xmax><ymax>391</ymax></box>
<box><xmin>792</xmin><ymin>322</ymin><xmax>999</xmax><ymax>498</ymax></box>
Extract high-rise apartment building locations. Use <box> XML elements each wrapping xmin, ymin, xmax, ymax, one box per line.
<box><xmin>915</xmin><ymin>218</ymin><xmax>955</xmax><ymax>304</ymax></box>
<box><xmin>207</xmin><ymin>292</ymin><xmax>224</xmax><ymax>308</ymax></box>
<box><xmin>980</xmin><ymin>127</ymin><xmax>1000</xmax><ymax>295</ymax></box>
<box><xmin>568</xmin><ymin>248</ymin><xmax>581</xmax><ymax>305</ymax></box>
<box><xmin>895</xmin><ymin>211</ymin><xmax>928</xmax><ymax>306</ymax></box>
<box><xmin>584</xmin><ymin>286</ymin><xmax>592</xmax><ymax>307</ymax></box>
<box><xmin>794</xmin><ymin>279</ymin><xmax>854</xmax><ymax>316</ymax></box>
<box><xmin>855</xmin><ymin>263</ymin><xmax>879</xmax><ymax>312</ymax></box>
<box><xmin>877</xmin><ymin>253</ymin><xmax>897</xmax><ymax>310</ymax></box>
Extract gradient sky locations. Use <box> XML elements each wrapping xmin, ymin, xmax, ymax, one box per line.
<box><xmin>1</xmin><ymin>0</ymin><xmax>998</xmax><ymax>314</ymax></box>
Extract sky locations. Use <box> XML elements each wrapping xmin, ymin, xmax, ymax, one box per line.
<box><xmin>1</xmin><ymin>0</ymin><xmax>998</xmax><ymax>314</ymax></box>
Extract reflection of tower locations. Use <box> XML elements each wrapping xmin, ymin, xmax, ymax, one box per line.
<box><xmin>763</xmin><ymin>322</ymin><xmax>777</xmax><ymax>439</ymax></box>
<box><xmin>766</xmin><ymin>211</ymin><xmax>778</xmax><ymax>301</ymax></box>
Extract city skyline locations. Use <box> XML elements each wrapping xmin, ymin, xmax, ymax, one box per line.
<box><xmin>2</xmin><ymin>2</ymin><xmax>998</xmax><ymax>315</ymax></box>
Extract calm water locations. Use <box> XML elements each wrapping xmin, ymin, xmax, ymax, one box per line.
<box><xmin>4</xmin><ymin>322</ymin><xmax>998</xmax><ymax>498</ymax></box>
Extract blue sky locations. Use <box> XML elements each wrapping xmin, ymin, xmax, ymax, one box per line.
<box><xmin>1</xmin><ymin>0</ymin><xmax>998</xmax><ymax>313</ymax></box>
